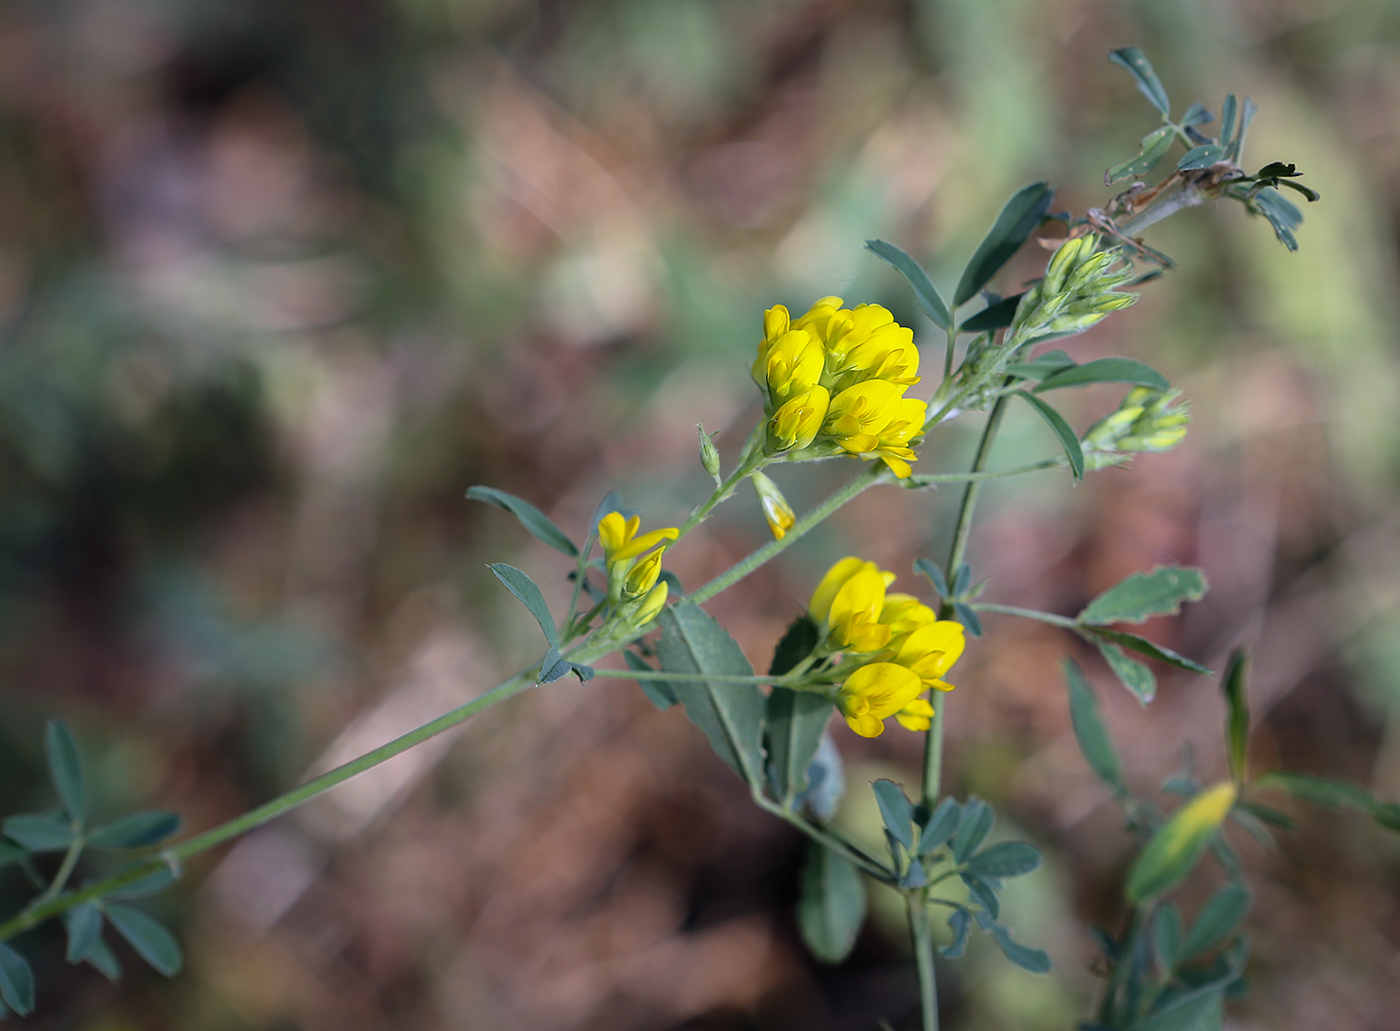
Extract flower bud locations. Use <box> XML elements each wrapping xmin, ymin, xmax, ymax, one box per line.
<box><xmin>698</xmin><ymin>423</ymin><xmax>721</xmax><ymax>484</ymax></box>
<box><xmin>751</xmin><ymin>471</ymin><xmax>796</xmax><ymax>540</ymax></box>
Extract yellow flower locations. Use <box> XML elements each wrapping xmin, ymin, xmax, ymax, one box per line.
<box><xmin>766</xmin><ymin>386</ymin><xmax>830</xmax><ymax>453</ymax></box>
<box><xmin>624</xmin><ymin>548</ymin><xmax>664</xmax><ymax>599</ymax></box>
<box><xmin>822</xmin><ymin>304</ymin><xmax>920</xmax><ymax>391</ymax></box>
<box><xmin>597</xmin><ymin>512</ymin><xmax>679</xmax><ymax>566</ymax></box>
<box><xmin>809</xmin><ymin>557</ymin><xmax>896</xmax><ymax>623</ymax></box>
<box><xmin>757</xmin><ymin>330</ymin><xmax>826</xmax><ymax>408</ymax></box>
<box><xmin>821</xmin><ymin>383</ymin><xmax>926</xmax><ymax>477</ymax></box>
<box><xmin>807</xmin><ymin>558</ymin><xmax>897</xmax><ymax>653</ymax></box>
<box><xmin>751</xmin><ymin>471</ymin><xmax>796</xmax><ymax>540</ymax></box>
<box><xmin>879</xmin><ymin>593</ymin><xmax>938</xmax><ymax>638</ymax></box>
<box><xmin>888</xmin><ymin>620</ymin><xmax>965</xmax><ymax>691</ymax></box>
<box><xmin>631</xmin><ymin>580</ymin><xmax>669</xmax><ymax>626</ymax></box>
<box><xmin>895</xmin><ymin>697</ymin><xmax>936</xmax><ymax>732</ymax></box>
<box><xmin>837</xmin><ymin>662</ymin><xmax>926</xmax><ymax>738</ymax></box>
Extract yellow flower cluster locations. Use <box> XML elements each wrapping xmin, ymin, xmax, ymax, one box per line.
<box><xmin>754</xmin><ymin>298</ymin><xmax>927</xmax><ymax>478</ymax></box>
<box><xmin>808</xmin><ymin>557</ymin><xmax>965</xmax><ymax>738</ymax></box>
<box><xmin>597</xmin><ymin>511</ymin><xmax>677</xmax><ymax>625</ymax></box>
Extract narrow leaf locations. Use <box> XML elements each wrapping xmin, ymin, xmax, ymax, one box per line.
<box><xmin>940</xmin><ymin>910</ymin><xmax>971</xmax><ymax>958</ymax></box>
<box><xmin>1083</xmin><ymin>627</ymin><xmax>1213</xmax><ymax>676</ymax></box>
<box><xmin>88</xmin><ymin>811</ymin><xmax>183</xmax><ymax>850</ymax></box>
<box><xmin>625</xmin><ymin>650</ymin><xmax>676</xmax><ymax>711</ymax></box>
<box><xmin>488</xmin><ymin>563</ymin><xmax>558</xmax><ymax>648</ymax></box>
<box><xmin>1181</xmin><ymin>103</ymin><xmax>1213</xmax><ymax>127</ymax></box>
<box><xmin>1221</xmin><ymin>650</ymin><xmax>1250</xmax><ymax>785</ymax></box>
<box><xmin>466</xmin><ymin>486</ymin><xmax>578</xmax><ymax>558</ymax></box>
<box><xmin>872</xmin><ymin>780</ymin><xmax>915</xmax><ymax>851</ymax></box>
<box><xmin>965</xmin><ymin>841</ymin><xmax>1042</xmax><ymax>878</ymax></box>
<box><xmin>85</xmin><ymin>937</ymin><xmax>121</xmax><ymax>982</ymax></box>
<box><xmin>1005</xmin><ymin>351</ymin><xmax>1076</xmax><ymax>380</ymax></box>
<box><xmin>108</xmin><ymin>866</ymin><xmax>179</xmax><ymax>900</ymax></box>
<box><xmin>1254</xmin><ymin>771</ymin><xmax>1380</xmax><ymax>813</ymax></box>
<box><xmin>46</xmin><ymin>719</ymin><xmax>87</xmax><ymax>821</ymax></box>
<box><xmin>0</xmin><ymin>942</ymin><xmax>34</xmax><ymax>1015</ymax></box>
<box><xmin>3</xmin><ymin>811</ymin><xmax>76</xmax><ymax>852</ymax></box>
<box><xmin>769</xmin><ymin>614</ymin><xmax>819</xmax><ymax>676</ymax></box>
<box><xmin>798</xmin><ymin>733</ymin><xmax>846</xmax><ymax>822</ymax></box>
<box><xmin>865</xmin><ymin>240</ymin><xmax>951</xmax><ymax>330</ymax></box>
<box><xmin>1105</xmin><ymin>125</ymin><xmax>1176</xmax><ymax>184</ymax></box>
<box><xmin>954</xmin><ymin>182</ymin><xmax>1055</xmax><ymax>306</ymax></box>
<box><xmin>953</xmin><ymin>798</ymin><xmax>994</xmax><ymax>862</ymax></box>
<box><xmin>1078</xmin><ymin>566</ymin><xmax>1208</xmax><ymax>625</ymax></box>
<box><xmin>1015</xmin><ymin>390</ymin><xmax>1084</xmax><ymax>480</ymax></box>
<box><xmin>951</xmin><ymin>564</ymin><xmax>971</xmax><ymax>597</ymax></box>
<box><xmin>1181</xmin><ymin>886</ymin><xmax>1250</xmax><ymax>959</ymax></box>
<box><xmin>64</xmin><ymin>902</ymin><xmax>104</xmax><ymax>963</ymax></box>
<box><xmin>1233</xmin><ymin>800</ymin><xmax>1294</xmax><ymax>830</ymax></box>
<box><xmin>104</xmin><ymin>903</ymin><xmax>183</xmax><ymax>976</ymax></box>
<box><xmin>1178</xmin><ymin>144</ymin><xmax>1225</xmax><ymax>171</ymax></box>
<box><xmin>1220</xmin><ymin>94</ymin><xmax>1238</xmax><ymax>152</ymax></box>
<box><xmin>962</xmin><ymin>873</ymin><xmax>1000</xmax><ymax>919</ymax></box>
<box><xmin>657</xmin><ymin>602</ymin><xmax>766</xmax><ymax>786</ymax></box>
<box><xmin>1109</xmin><ymin>47</ymin><xmax>1171</xmax><ymax>115</ymax></box>
<box><xmin>918</xmin><ymin>798</ymin><xmax>962</xmax><ymax>856</ymax></box>
<box><xmin>1137</xmin><ymin>988</ymin><xmax>1226</xmax><ymax>1031</ymax></box>
<box><xmin>1277</xmin><ymin>179</ymin><xmax>1320</xmax><ymax>203</ymax></box>
<box><xmin>1127</xmin><ymin>782</ymin><xmax>1237</xmax><ymax>903</ymax></box>
<box><xmin>796</xmin><ymin>843</ymin><xmax>866</xmax><ymax>963</ymax></box>
<box><xmin>952</xmin><ymin>601</ymin><xmax>984</xmax><ymax>637</ymax></box>
<box><xmin>1064</xmin><ymin>659</ymin><xmax>1128</xmax><ymax>796</ymax></box>
<box><xmin>988</xmin><ymin>923</ymin><xmax>1052</xmax><ymax>974</ymax></box>
<box><xmin>1034</xmin><ymin>358</ymin><xmax>1170</xmax><ymax>393</ymax></box>
<box><xmin>958</xmin><ymin>292</ymin><xmax>1025</xmax><ymax>333</ymax></box>
<box><xmin>1154</xmin><ymin>903</ymin><xmax>1183</xmax><ymax>969</ymax></box>
<box><xmin>767</xmin><ymin>688</ymin><xmax>831</xmax><ymax>804</ymax></box>
<box><xmin>536</xmin><ymin>648</ymin><xmax>574</xmax><ymax>685</ymax></box>
<box><xmin>913</xmin><ymin>558</ymin><xmax>950</xmax><ymax>598</ymax></box>
<box><xmin>1096</xmin><ymin>639</ymin><xmax>1157</xmax><ymax>704</ymax></box>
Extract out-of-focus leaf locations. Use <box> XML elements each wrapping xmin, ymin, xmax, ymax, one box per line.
<box><xmin>796</xmin><ymin>843</ymin><xmax>866</xmax><ymax>964</ymax></box>
<box><xmin>1220</xmin><ymin>94</ymin><xmax>1238</xmax><ymax>151</ymax></box>
<box><xmin>958</xmin><ymin>292</ymin><xmax>1025</xmax><ymax>332</ymax></box>
<box><xmin>0</xmin><ymin>841</ymin><xmax>27</xmax><ymax>868</ymax></box>
<box><xmin>1109</xmin><ymin>47</ymin><xmax>1170</xmax><ymax>115</ymax></box>
<box><xmin>590</xmin><ymin>490</ymin><xmax>626</xmax><ymax>540</ymax></box>
<box><xmin>657</xmin><ymin>602</ymin><xmax>766</xmax><ymax>786</ymax></box>
<box><xmin>797</xmin><ymin>733</ymin><xmax>846</xmax><ymax>822</ymax></box>
<box><xmin>941</xmin><ymin>909</ymin><xmax>971</xmax><ymax>958</ymax></box>
<box><xmin>1181</xmin><ymin>103</ymin><xmax>1213</xmax><ymax>126</ymax></box>
<box><xmin>918</xmin><ymin>797</ymin><xmax>962</xmax><ymax>856</ymax></box>
<box><xmin>1083</xmin><ymin>627</ymin><xmax>1212</xmax><ymax>676</ymax></box>
<box><xmin>488</xmin><ymin>563</ymin><xmax>558</xmax><ymax>648</ymax></box>
<box><xmin>914</xmin><ymin>558</ymin><xmax>950</xmax><ymax>598</ymax></box>
<box><xmin>64</xmin><ymin>902</ymin><xmax>103</xmax><ymax>963</ymax></box>
<box><xmin>987</xmin><ymin>922</ymin><xmax>1052</xmax><ymax>974</ymax></box>
<box><xmin>1221</xmin><ymin>650</ymin><xmax>1249</xmax><ymax>784</ymax></box>
<box><xmin>1005</xmin><ymin>350</ymin><xmax>1075</xmax><ymax>381</ymax></box>
<box><xmin>1252</xmin><ymin>189</ymin><xmax>1302</xmax><ymax>251</ymax></box>
<box><xmin>4</xmin><ymin>811</ymin><xmax>76</xmax><ymax>852</ymax></box>
<box><xmin>1137</xmin><ymin>988</ymin><xmax>1225</xmax><ymax>1031</ymax></box>
<box><xmin>1127</xmin><ymin>782</ymin><xmax>1237</xmax><ymax>903</ymax></box>
<box><xmin>1096</xmin><ymin>639</ymin><xmax>1157</xmax><ymax>704</ymax></box>
<box><xmin>1253</xmin><ymin>771</ymin><xmax>1400</xmax><ymax>835</ymax></box>
<box><xmin>466</xmin><ymin>486</ymin><xmax>579</xmax><ymax>558</ymax></box>
<box><xmin>1227</xmin><ymin>805</ymin><xmax>1276</xmax><ymax>850</ymax></box>
<box><xmin>962</xmin><ymin>873</ymin><xmax>1000</xmax><ymax>919</ymax></box>
<box><xmin>88</xmin><ymin>811</ymin><xmax>182</xmax><ymax>850</ymax></box>
<box><xmin>1181</xmin><ymin>886</ymin><xmax>1250</xmax><ymax>960</ymax></box>
<box><xmin>1233</xmin><ymin>801</ymin><xmax>1294</xmax><ymax>830</ymax></box>
<box><xmin>1034</xmin><ymin>358</ymin><xmax>1169</xmax><ymax>393</ymax></box>
<box><xmin>766</xmin><ymin>688</ymin><xmax>831</xmax><ymax>804</ymax></box>
<box><xmin>954</xmin><ymin>182</ymin><xmax>1055</xmax><ymax>306</ymax></box>
<box><xmin>1015</xmin><ymin>390</ymin><xmax>1084</xmax><ymax>480</ymax></box>
<box><xmin>1106</xmin><ymin>125</ymin><xmax>1176</xmax><ymax>184</ymax></box>
<box><xmin>104</xmin><ymin>903</ymin><xmax>183</xmax><ymax>976</ymax></box>
<box><xmin>626</xmin><ymin>650</ymin><xmax>676</xmax><ymax>711</ymax></box>
<box><xmin>1178</xmin><ymin>144</ymin><xmax>1225</xmax><ymax>171</ymax></box>
<box><xmin>951</xmin><ymin>564</ymin><xmax>971</xmax><ymax>597</ymax></box>
<box><xmin>952</xmin><ymin>798</ymin><xmax>994</xmax><ymax>862</ymax></box>
<box><xmin>953</xmin><ymin>601</ymin><xmax>984</xmax><ymax>637</ymax></box>
<box><xmin>1064</xmin><ymin>659</ymin><xmax>1128</xmax><ymax>795</ymax></box>
<box><xmin>1078</xmin><ymin>566</ymin><xmax>1209</xmax><ymax>625</ymax></box>
<box><xmin>872</xmin><ymin>780</ymin><xmax>915</xmax><ymax>851</ymax></box>
<box><xmin>108</xmin><ymin>866</ymin><xmax>180</xmax><ymax>900</ymax></box>
<box><xmin>85</xmin><ymin>937</ymin><xmax>121</xmax><ymax>982</ymax></box>
<box><xmin>965</xmin><ymin>841</ymin><xmax>1042</xmax><ymax>878</ymax></box>
<box><xmin>1154</xmin><ymin>902</ymin><xmax>1183</xmax><ymax>969</ymax></box>
<box><xmin>1231</xmin><ymin>97</ymin><xmax>1257</xmax><ymax>161</ymax></box>
<box><xmin>865</xmin><ymin>239</ymin><xmax>951</xmax><ymax>330</ymax></box>
<box><xmin>0</xmin><ymin>942</ymin><xmax>34</xmax><ymax>1014</ymax></box>
<box><xmin>769</xmin><ymin>614</ymin><xmax>819</xmax><ymax>677</ymax></box>
<box><xmin>46</xmin><ymin>720</ymin><xmax>86</xmax><ymax>821</ymax></box>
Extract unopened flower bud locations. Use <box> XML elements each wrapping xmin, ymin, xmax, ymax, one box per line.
<box><xmin>751</xmin><ymin>471</ymin><xmax>796</xmax><ymax>540</ymax></box>
<box><xmin>698</xmin><ymin>423</ymin><xmax>721</xmax><ymax>484</ymax></box>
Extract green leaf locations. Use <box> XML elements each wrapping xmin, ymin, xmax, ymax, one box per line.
<box><xmin>1220</xmin><ymin>94</ymin><xmax>1238</xmax><ymax>152</ymax></box>
<box><xmin>796</xmin><ymin>843</ymin><xmax>866</xmax><ymax>963</ymax></box>
<box><xmin>1106</xmin><ymin>125</ymin><xmax>1176</xmax><ymax>184</ymax></box>
<box><xmin>4</xmin><ymin>810</ymin><xmax>76</xmax><ymax>852</ymax></box>
<box><xmin>625</xmin><ymin>650</ymin><xmax>676</xmax><ymax>711</ymax></box>
<box><xmin>865</xmin><ymin>239</ymin><xmax>951</xmax><ymax>330</ymax></box>
<box><xmin>1109</xmin><ymin>47</ymin><xmax>1170</xmax><ymax>116</ymax></box>
<box><xmin>1137</xmin><ymin>988</ymin><xmax>1225</xmax><ymax>1031</ymax></box>
<box><xmin>488</xmin><ymin>563</ymin><xmax>558</xmax><ymax>648</ymax></box>
<box><xmin>1178</xmin><ymin>144</ymin><xmax>1225</xmax><ymax>171</ymax></box>
<box><xmin>913</xmin><ymin>558</ymin><xmax>950</xmax><ymax>598</ymax></box>
<box><xmin>940</xmin><ymin>909</ymin><xmax>971</xmax><ymax>958</ymax></box>
<box><xmin>1181</xmin><ymin>103</ymin><xmax>1213</xmax><ymax>127</ymax></box>
<box><xmin>536</xmin><ymin>647</ymin><xmax>572</xmax><ymax>685</ymax></box>
<box><xmin>1014</xmin><ymin>390</ymin><xmax>1084</xmax><ymax>480</ymax></box>
<box><xmin>1154</xmin><ymin>902</ymin><xmax>1183</xmax><ymax>969</ymax></box>
<box><xmin>1082</xmin><ymin>627</ymin><xmax>1213</xmax><ymax>676</ymax></box>
<box><xmin>965</xmin><ymin>841</ymin><xmax>1042</xmax><ymax>878</ymax></box>
<box><xmin>1078</xmin><ymin>566</ymin><xmax>1209</xmax><ymax>626</ymax></box>
<box><xmin>1005</xmin><ymin>351</ymin><xmax>1076</xmax><ymax>380</ymax></box>
<box><xmin>958</xmin><ymin>292</ymin><xmax>1025</xmax><ymax>333</ymax></box>
<box><xmin>1064</xmin><ymin>659</ymin><xmax>1128</xmax><ymax>796</ymax></box>
<box><xmin>1126</xmin><ymin>782</ymin><xmax>1237</xmax><ymax>903</ymax></box>
<box><xmin>0</xmin><ymin>942</ymin><xmax>34</xmax><ymax>1015</ymax></box>
<box><xmin>466</xmin><ymin>486</ymin><xmax>579</xmax><ymax>558</ymax></box>
<box><xmin>0</xmin><ymin>841</ymin><xmax>25</xmax><ymax>868</ymax></box>
<box><xmin>657</xmin><ymin>602</ymin><xmax>766</xmax><ymax>786</ymax></box>
<box><xmin>46</xmin><ymin>719</ymin><xmax>86</xmax><ymax>821</ymax></box>
<box><xmin>1277</xmin><ymin>178</ymin><xmax>1320</xmax><ymax>203</ymax></box>
<box><xmin>85</xmin><ymin>937</ymin><xmax>121</xmax><ymax>982</ymax></box>
<box><xmin>88</xmin><ymin>811</ymin><xmax>182</xmax><ymax>850</ymax></box>
<box><xmin>953</xmin><ymin>602</ymin><xmax>984</xmax><ymax>638</ymax></box>
<box><xmin>108</xmin><ymin>866</ymin><xmax>179</xmax><ymax>900</ymax></box>
<box><xmin>1252</xmin><ymin>771</ymin><xmax>1400</xmax><ymax>835</ymax></box>
<box><xmin>872</xmin><ymin>780</ymin><xmax>915</xmax><ymax>851</ymax></box>
<box><xmin>64</xmin><ymin>901</ymin><xmax>104</xmax><ymax>963</ymax></box>
<box><xmin>1232</xmin><ymin>97</ymin><xmax>1257</xmax><ymax>160</ymax></box>
<box><xmin>1096</xmin><ymin>639</ymin><xmax>1157</xmax><ymax>704</ymax></box>
<box><xmin>954</xmin><ymin>182</ymin><xmax>1055</xmax><ymax>306</ymax></box>
<box><xmin>766</xmin><ymin>688</ymin><xmax>831</xmax><ymax>804</ymax></box>
<box><xmin>1181</xmin><ymin>886</ymin><xmax>1250</xmax><ymax>960</ymax></box>
<box><xmin>962</xmin><ymin>873</ymin><xmax>1000</xmax><ymax>919</ymax></box>
<box><xmin>1233</xmin><ymin>800</ymin><xmax>1294</xmax><ymax>830</ymax></box>
<box><xmin>769</xmin><ymin>614</ymin><xmax>819</xmax><ymax>677</ymax></box>
<box><xmin>1034</xmin><ymin>358</ymin><xmax>1170</xmax><ymax>393</ymax></box>
<box><xmin>104</xmin><ymin>903</ymin><xmax>183</xmax><ymax>976</ymax></box>
<box><xmin>951</xmin><ymin>563</ymin><xmax>971</xmax><ymax>597</ymax></box>
<box><xmin>918</xmin><ymin>797</ymin><xmax>961</xmax><ymax>856</ymax></box>
<box><xmin>1220</xmin><ymin>650</ymin><xmax>1250</xmax><ymax>784</ymax></box>
<box><xmin>952</xmin><ymin>798</ymin><xmax>994</xmax><ymax>863</ymax></box>
<box><xmin>987</xmin><ymin>922</ymin><xmax>1051</xmax><ymax>974</ymax></box>
<box><xmin>1252</xmin><ymin>188</ymin><xmax>1301</xmax><ymax>251</ymax></box>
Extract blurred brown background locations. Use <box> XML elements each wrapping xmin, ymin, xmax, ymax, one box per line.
<box><xmin>1</xmin><ymin>0</ymin><xmax>1398</xmax><ymax>1028</ymax></box>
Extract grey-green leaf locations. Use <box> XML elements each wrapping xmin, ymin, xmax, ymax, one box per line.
<box><xmin>962</xmin><ymin>873</ymin><xmax>1000</xmax><ymax>919</ymax></box>
<box><xmin>1181</xmin><ymin>103</ymin><xmax>1213</xmax><ymax>127</ymax></box>
<box><xmin>767</xmin><ymin>688</ymin><xmax>831</xmax><ymax>804</ymax></box>
<box><xmin>488</xmin><ymin>563</ymin><xmax>559</xmax><ymax>648</ymax></box>
<box><xmin>1083</xmin><ymin>627</ymin><xmax>1213</xmax><ymax>676</ymax></box>
<box><xmin>796</xmin><ymin>843</ymin><xmax>866</xmax><ymax>964</ymax></box>
<box><xmin>4</xmin><ymin>811</ymin><xmax>76</xmax><ymax>852</ymax></box>
<box><xmin>536</xmin><ymin>648</ymin><xmax>573</xmax><ymax>685</ymax></box>
<box><xmin>0</xmin><ymin>841</ymin><xmax>25</xmax><ymax>868</ymax></box>
<box><xmin>1097</xmin><ymin>638</ymin><xmax>1157</xmax><ymax>704</ymax></box>
<box><xmin>1221</xmin><ymin>650</ymin><xmax>1250</xmax><ymax>785</ymax></box>
<box><xmin>954</xmin><ymin>182</ymin><xmax>1055</xmax><ymax>306</ymax></box>
<box><xmin>872</xmin><ymin>780</ymin><xmax>915</xmax><ymax>851</ymax></box>
<box><xmin>46</xmin><ymin>719</ymin><xmax>86</xmax><ymax>821</ymax></box>
<box><xmin>625</xmin><ymin>650</ymin><xmax>676</xmax><ymax>711</ymax></box>
<box><xmin>941</xmin><ymin>910</ymin><xmax>971</xmax><ymax>958</ymax></box>
<box><xmin>988</xmin><ymin>923</ymin><xmax>1051</xmax><ymax>974</ymax></box>
<box><xmin>1154</xmin><ymin>902</ymin><xmax>1183</xmax><ymax>969</ymax></box>
<box><xmin>88</xmin><ymin>811</ymin><xmax>182</xmax><ymax>850</ymax></box>
<box><xmin>769</xmin><ymin>614</ymin><xmax>819</xmax><ymax>677</ymax></box>
<box><xmin>1064</xmin><ymin>659</ymin><xmax>1129</xmax><ymax>796</ymax></box>
<box><xmin>0</xmin><ymin>942</ymin><xmax>34</xmax><ymax>1015</ymax></box>
<box><xmin>913</xmin><ymin>557</ymin><xmax>950</xmax><ymax>598</ymax></box>
<box><xmin>466</xmin><ymin>486</ymin><xmax>579</xmax><ymax>558</ymax></box>
<box><xmin>1137</xmin><ymin>988</ymin><xmax>1226</xmax><ymax>1031</ymax></box>
<box><xmin>85</xmin><ymin>937</ymin><xmax>121</xmax><ymax>982</ymax></box>
<box><xmin>1015</xmin><ymin>390</ymin><xmax>1084</xmax><ymax>480</ymax></box>
<box><xmin>958</xmin><ymin>292</ymin><xmax>1025</xmax><ymax>333</ymax></box>
<box><xmin>865</xmin><ymin>239</ymin><xmax>951</xmax><ymax>330</ymax></box>
<box><xmin>1178</xmin><ymin>144</ymin><xmax>1225</xmax><ymax>171</ymax></box>
<box><xmin>1181</xmin><ymin>886</ymin><xmax>1250</xmax><ymax>960</ymax></box>
<box><xmin>1106</xmin><ymin>125</ymin><xmax>1176</xmax><ymax>184</ymax></box>
<box><xmin>953</xmin><ymin>798</ymin><xmax>994</xmax><ymax>862</ymax></box>
<box><xmin>657</xmin><ymin>602</ymin><xmax>766</xmax><ymax>786</ymax></box>
<box><xmin>1109</xmin><ymin>47</ymin><xmax>1170</xmax><ymax>115</ymax></box>
<box><xmin>1078</xmin><ymin>566</ymin><xmax>1209</xmax><ymax>626</ymax></box>
<box><xmin>108</xmin><ymin>866</ymin><xmax>180</xmax><ymax>900</ymax></box>
<box><xmin>1005</xmin><ymin>351</ymin><xmax>1076</xmax><ymax>381</ymax></box>
<box><xmin>1034</xmin><ymin>358</ymin><xmax>1169</xmax><ymax>393</ymax></box>
<box><xmin>64</xmin><ymin>902</ymin><xmax>104</xmax><ymax>963</ymax></box>
<box><xmin>104</xmin><ymin>903</ymin><xmax>183</xmax><ymax>976</ymax></box>
<box><xmin>965</xmin><ymin>841</ymin><xmax>1042</xmax><ymax>878</ymax></box>
<box><xmin>918</xmin><ymin>797</ymin><xmax>961</xmax><ymax>856</ymax></box>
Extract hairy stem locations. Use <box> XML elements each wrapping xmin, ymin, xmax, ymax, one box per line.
<box><xmin>909</xmin><ymin>896</ymin><xmax>941</xmax><ymax>1031</ymax></box>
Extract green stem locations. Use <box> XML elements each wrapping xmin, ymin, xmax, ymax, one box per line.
<box><xmin>909</xmin><ymin>896</ymin><xmax>941</xmax><ymax>1031</ymax></box>
<box><xmin>971</xmin><ymin>602</ymin><xmax>1078</xmax><ymax>628</ymax></box>
<box><xmin>902</xmin><ymin>458</ymin><xmax>1059</xmax><ymax>488</ymax></box>
<box><xmin>27</xmin><ymin>835</ymin><xmax>83</xmax><ymax>910</ymax></box>
<box><xmin>921</xmin><ymin>692</ymin><xmax>947</xmax><ymax>803</ymax></box>
<box><xmin>590</xmin><ymin>668</ymin><xmax>805</xmax><ymax>686</ymax></box>
<box><xmin>751</xmin><ymin>793</ymin><xmax>895</xmax><ymax>883</ymax></box>
<box><xmin>677</xmin><ymin>430</ymin><xmax>766</xmax><ymax>539</ymax></box>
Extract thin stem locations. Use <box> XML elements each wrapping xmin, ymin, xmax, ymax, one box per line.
<box><xmin>676</xmin><ymin>430</ymin><xmax>765</xmax><ymax>539</ymax></box>
<box><xmin>942</xmin><ymin>313</ymin><xmax>957</xmax><ymax>382</ymax></box>
<box><xmin>27</xmin><ymin>835</ymin><xmax>83</xmax><ymax>910</ymax></box>
<box><xmin>971</xmin><ymin>602</ymin><xmax>1077</xmax><ymax>629</ymax></box>
<box><xmin>751</xmin><ymin>793</ymin><xmax>895</xmax><ymax>884</ymax></box>
<box><xmin>590</xmin><ymin>668</ymin><xmax>806</xmax><ymax>686</ymax></box>
<box><xmin>909</xmin><ymin>896</ymin><xmax>941</xmax><ymax>1031</ymax></box>
<box><xmin>921</xmin><ymin>692</ymin><xmax>947</xmax><ymax>803</ymax></box>
<box><xmin>902</xmin><ymin>458</ymin><xmax>1059</xmax><ymax>488</ymax></box>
